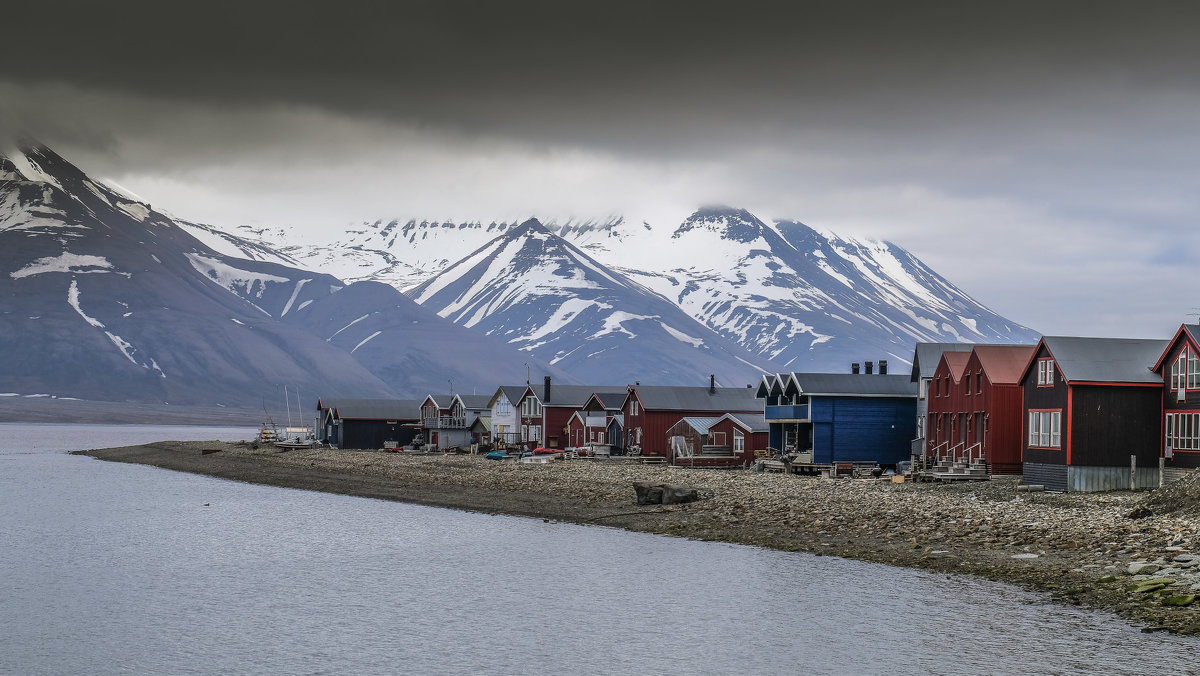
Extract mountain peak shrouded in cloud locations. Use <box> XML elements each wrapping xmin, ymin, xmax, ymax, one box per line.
<box><xmin>4</xmin><ymin>1</ymin><xmax>1199</xmax><ymax>338</ymax></box>
<box><xmin>673</xmin><ymin>207</ymin><xmax>773</xmax><ymax>244</ymax></box>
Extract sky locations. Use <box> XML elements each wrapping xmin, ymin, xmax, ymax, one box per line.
<box><xmin>2</xmin><ymin>0</ymin><xmax>1198</xmax><ymax>339</ymax></box>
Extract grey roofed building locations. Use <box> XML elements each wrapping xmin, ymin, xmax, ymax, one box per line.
<box><xmin>454</xmin><ymin>393</ymin><xmax>494</xmax><ymax>410</ymax></box>
<box><xmin>723</xmin><ymin>412</ymin><xmax>770</xmax><ymax>433</ymax></box>
<box><xmin>910</xmin><ymin>342</ymin><xmax>976</xmax><ymax>382</ymax></box>
<box><xmin>489</xmin><ymin>385</ymin><xmax>529</xmax><ymax>408</ymax></box>
<box><xmin>783</xmin><ymin>373</ymin><xmax>918</xmax><ymax>397</ymax></box>
<box><xmin>1037</xmin><ymin>336</ymin><xmax>1168</xmax><ymax>384</ymax></box>
<box><xmin>534</xmin><ymin>383</ymin><xmax>628</xmax><ymax>406</ymax></box>
<box><xmin>318</xmin><ymin>398</ymin><xmax>423</xmax><ymax>420</ymax></box>
<box><xmin>630</xmin><ymin>385</ymin><xmax>761</xmax><ymax>411</ymax></box>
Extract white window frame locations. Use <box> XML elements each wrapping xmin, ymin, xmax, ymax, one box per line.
<box><xmin>630</xmin><ymin>399</ymin><xmax>639</xmax><ymax>416</ymax></box>
<box><xmin>733</xmin><ymin>430</ymin><xmax>745</xmax><ymax>454</ymax></box>
<box><xmin>1166</xmin><ymin>412</ymin><xmax>1200</xmax><ymax>451</ymax></box>
<box><xmin>1028</xmin><ymin>410</ymin><xmax>1062</xmax><ymax>448</ymax></box>
<box><xmin>1037</xmin><ymin>359</ymin><xmax>1055</xmax><ymax>387</ymax></box>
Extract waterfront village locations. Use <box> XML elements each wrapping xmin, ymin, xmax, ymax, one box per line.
<box><xmin>215</xmin><ymin>325</ymin><xmax>1200</xmax><ymax>631</ymax></box>
<box><xmin>310</xmin><ymin>325</ymin><xmax>1200</xmax><ymax>492</ymax></box>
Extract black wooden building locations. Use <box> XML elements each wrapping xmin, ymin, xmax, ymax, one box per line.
<box><xmin>1020</xmin><ymin>336</ymin><xmax>1167</xmax><ymax>492</ymax></box>
<box><xmin>316</xmin><ymin>398</ymin><xmax>423</xmax><ymax>450</ymax></box>
<box><xmin>1152</xmin><ymin>324</ymin><xmax>1200</xmax><ymax>472</ymax></box>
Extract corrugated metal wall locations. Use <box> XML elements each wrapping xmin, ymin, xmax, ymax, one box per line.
<box><xmin>1068</xmin><ymin>465</ymin><xmax>1161</xmax><ymax>492</ymax></box>
<box><xmin>1023</xmin><ymin>462</ymin><xmax>1068</xmax><ymax>492</ymax></box>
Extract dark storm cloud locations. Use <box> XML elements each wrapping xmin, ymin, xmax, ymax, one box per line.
<box><xmin>4</xmin><ymin>1</ymin><xmax>1200</xmax><ymax>338</ymax></box>
<box><xmin>7</xmin><ymin>0</ymin><xmax>1200</xmax><ymax>153</ymax></box>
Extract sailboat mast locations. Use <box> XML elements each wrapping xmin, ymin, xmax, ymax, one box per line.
<box><xmin>284</xmin><ymin>385</ymin><xmax>294</xmax><ymax>427</ymax></box>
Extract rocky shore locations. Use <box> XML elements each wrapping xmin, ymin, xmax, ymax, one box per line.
<box><xmin>79</xmin><ymin>441</ymin><xmax>1200</xmax><ymax>635</ymax></box>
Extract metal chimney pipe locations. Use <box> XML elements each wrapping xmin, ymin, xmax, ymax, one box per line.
<box><xmin>851</xmin><ymin>363</ymin><xmax>860</xmax><ymax>375</ymax></box>
<box><xmin>709</xmin><ymin>374</ymin><xmax>716</xmax><ymax>394</ymax></box>
<box><xmin>544</xmin><ymin>376</ymin><xmax>551</xmax><ymax>403</ymax></box>
<box><xmin>880</xmin><ymin>360</ymin><xmax>888</xmax><ymax>375</ymax></box>
<box><xmin>865</xmin><ymin>361</ymin><xmax>874</xmax><ymax>375</ymax></box>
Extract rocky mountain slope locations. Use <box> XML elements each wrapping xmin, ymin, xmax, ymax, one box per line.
<box><xmin>0</xmin><ymin>144</ymin><xmax>568</xmax><ymax>407</ymax></box>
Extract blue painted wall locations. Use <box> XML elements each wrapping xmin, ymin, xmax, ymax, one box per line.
<box><xmin>810</xmin><ymin>397</ymin><xmax>917</xmax><ymax>465</ymax></box>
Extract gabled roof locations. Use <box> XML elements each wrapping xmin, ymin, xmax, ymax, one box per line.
<box><xmin>673</xmin><ymin>416</ymin><xmax>724</xmax><ymax>434</ymax></box>
<box><xmin>721</xmin><ymin>412</ymin><xmax>770</xmax><ymax>433</ymax></box>
<box><xmin>782</xmin><ymin>373</ymin><xmax>917</xmax><ymax>397</ymax></box>
<box><xmin>1032</xmin><ymin>336</ymin><xmax>1167</xmax><ymax>384</ymax></box>
<box><xmin>535</xmin><ymin>385</ymin><xmax>627</xmax><ymax>407</ymax></box>
<box><xmin>608</xmin><ymin>414</ymin><xmax>624</xmax><ymax>429</ymax></box>
<box><xmin>454</xmin><ymin>394</ymin><xmax>493</xmax><ymax>410</ymax></box>
<box><xmin>911</xmin><ymin>342</ymin><xmax>975</xmax><ymax>382</ymax></box>
<box><xmin>755</xmin><ymin>374</ymin><xmax>780</xmax><ymax>398</ymax></box>
<box><xmin>629</xmin><ymin>386</ymin><xmax>761</xmax><ymax>412</ymax></box>
<box><xmin>324</xmin><ymin>399</ymin><xmax>423</xmax><ymax>420</ymax></box>
<box><xmin>488</xmin><ymin>385</ymin><xmax>529</xmax><ymax>408</ymax></box>
<box><xmin>422</xmin><ymin>394</ymin><xmax>454</xmax><ymax>409</ymax></box>
<box><xmin>581</xmin><ymin>391</ymin><xmax>626</xmax><ymax>410</ymax></box>
<box><xmin>939</xmin><ymin>352</ymin><xmax>972</xmax><ymax>381</ymax></box>
<box><xmin>1151</xmin><ymin>324</ymin><xmax>1200</xmax><ymax>373</ymax></box>
<box><xmin>972</xmin><ymin>345</ymin><xmax>1037</xmax><ymax>385</ymax></box>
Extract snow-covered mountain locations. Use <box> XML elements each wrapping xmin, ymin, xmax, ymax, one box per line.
<box><xmin>410</xmin><ymin>219</ymin><xmax>776</xmax><ymax>386</ymax></box>
<box><xmin>0</xmin><ymin>144</ymin><xmax>569</xmax><ymax>406</ymax></box>
<box><xmin>255</xmin><ymin>208</ymin><xmax>1038</xmax><ymax>373</ymax></box>
<box><xmin>560</xmin><ymin>207</ymin><xmax>1037</xmax><ymax>369</ymax></box>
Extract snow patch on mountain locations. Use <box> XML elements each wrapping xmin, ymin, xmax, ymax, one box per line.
<box><xmin>11</xmin><ymin>252</ymin><xmax>122</xmax><ymax>279</ymax></box>
<box><xmin>186</xmin><ymin>252</ymin><xmax>289</xmax><ymax>301</ymax></box>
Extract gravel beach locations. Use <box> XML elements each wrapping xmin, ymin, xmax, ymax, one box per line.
<box><xmin>79</xmin><ymin>440</ymin><xmax>1200</xmax><ymax>635</ymax></box>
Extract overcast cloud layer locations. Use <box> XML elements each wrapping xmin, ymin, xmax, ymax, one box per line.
<box><xmin>3</xmin><ymin>1</ymin><xmax>1199</xmax><ymax>339</ymax></box>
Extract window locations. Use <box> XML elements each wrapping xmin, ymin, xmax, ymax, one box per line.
<box><xmin>976</xmin><ymin>372</ymin><xmax>983</xmax><ymax>394</ymax></box>
<box><xmin>1171</xmin><ymin>346</ymin><xmax>1200</xmax><ymax>391</ymax></box>
<box><xmin>629</xmin><ymin>399</ymin><xmax>639</xmax><ymax>416</ymax></box>
<box><xmin>522</xmin><ymin>397</ymin><xmax>541</xmax><ymax>417</ymax></box>
<box><xmin>528</xmin><ymin>425</ymin><xmax>542</xmax><ymax>442</ymax></box>
<box><xmin>1166</xmin><ymin>412</ymin><xmax>1200</xmax><ymax>451</ymax></box>
<box><xmin>733</xmin><ymin>430</ymin><xmax>745</xmax><ymax>453</ymax></box>
<box><xmin>1036</xmin><ymin>359</ymin><xmax>1055</xmax><ymax>387</ymax></box>
<box><xmin>495</xmin><ymin>399</ymin><xmax>512</xmax><ymax>416</ymax></box>
<box><xmin>1028</xmin><ymin>410</ymin><xmax>1062</xmax><ymax>448</ymax></box>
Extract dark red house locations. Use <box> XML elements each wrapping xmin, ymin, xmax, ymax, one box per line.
<box><xmin>514</xmin><ymin>377</ymin><xmax>626</xmax><ymax>449</ymax></box>
<box><xmin>925</xmin><ymin>344</ymin><xmax>1035</xmax><ymax>474</ymax></box>
<box><xmin>1020</xmin><ymin>336</ymin><xmax>1166</xmax><ymax>492</ymax></box>
<box><xmin>621</xmin><ymin>381</ymin><xmax>761</xmax><ymax>457</ymax></box>
<box><xmin>665</xmin><ymin>413</ymin><xmax>769</xmax><ymax>467</ymax></box>
<box><xmin>1152</xmin><ymin>324</ymin><xmax>1200</xmax><ymax>475</ymax></box>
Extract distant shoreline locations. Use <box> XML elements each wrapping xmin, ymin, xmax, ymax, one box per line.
<box><xmin>0</xmin><ymin>399</ymin><xmax>264</xmax><ymax>426</ymax></box>
<box><xmin>80</xmin><ymin>440</ymin><xmax>1200</xmax><ymax>635</ymax></box>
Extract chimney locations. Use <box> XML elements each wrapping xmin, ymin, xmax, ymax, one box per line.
<box><xmin>865</xmin><ymin>361</ymin><xmax>874</xmax><ymax>375</ymax></box>
<box><xmin>709</xmin><ymin>374</ymin><xmax>716</xmax><ymax>394</ymax></box>
<box><xmin>851</xmin><ymin>362</ymin><xmax>860</xmax><ymax>375</ymax></box>
<box><xmin>544</xmin><ymin>376</ymin><xmax>551</xmax><ymax>403</ymax></box>
<box><xmin>879</xmin><ymin>360</ymin><xmax>888</xmax><ymax>375</ymax></box>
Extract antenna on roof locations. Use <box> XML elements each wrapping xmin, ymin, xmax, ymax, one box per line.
<box><xmin>1188</xmin><ymin>308</ymin><xmax>1200</xmax><ymax>323</ymax></box>
<box><xmin>525</xmin><ymin>362</ymin><xmax>530</xmax><ymax>384</ymax></box>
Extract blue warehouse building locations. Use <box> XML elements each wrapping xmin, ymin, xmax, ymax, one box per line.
<box><xmin>756</xmin><ymin>364</ymin><xmax>918</xmax><ymax>467</ymax></box>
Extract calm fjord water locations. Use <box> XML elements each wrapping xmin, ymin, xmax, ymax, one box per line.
<box><xmin>1</xmin><ymin>423</ymin><xmax>1196</xmax><ymax>675</ymax></box>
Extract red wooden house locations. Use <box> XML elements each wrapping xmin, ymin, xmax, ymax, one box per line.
<box><xmin>515</xmin><ymin>377</ymin><xmax>626</xmax><ymax>450</ymax></box>
<box><xmin>1019</xmin><ymin>336</ymin><xmax>1166</xmax><ymax>492</ymax></box>
<box><xmin>665</xmin><ymin>413</ymin><xmax>769</xmax><ymax>467</ymax></box>
<box><xmin>565</xmin><ymin>390</ymin><xmax>625</xmax><ymax>449</ymax></box>
<box><xmin>621</xmin><ymin>380</ymin><xmax>762</xmax><ymax>457</ymax></box>
<box><xmin>1152</xmin><ymin>324</ymin><xmax>1200</xmax><ymax>474</ymax></box>
<box><xmin>925</xmin><ymin>345</ymin><xmax>1035</xmax><ymax>474</ymax></box>
<box><xmin>925</xmin><ymin>351</ymin><xmax>971</xmax><ymax>456</ymax></box>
